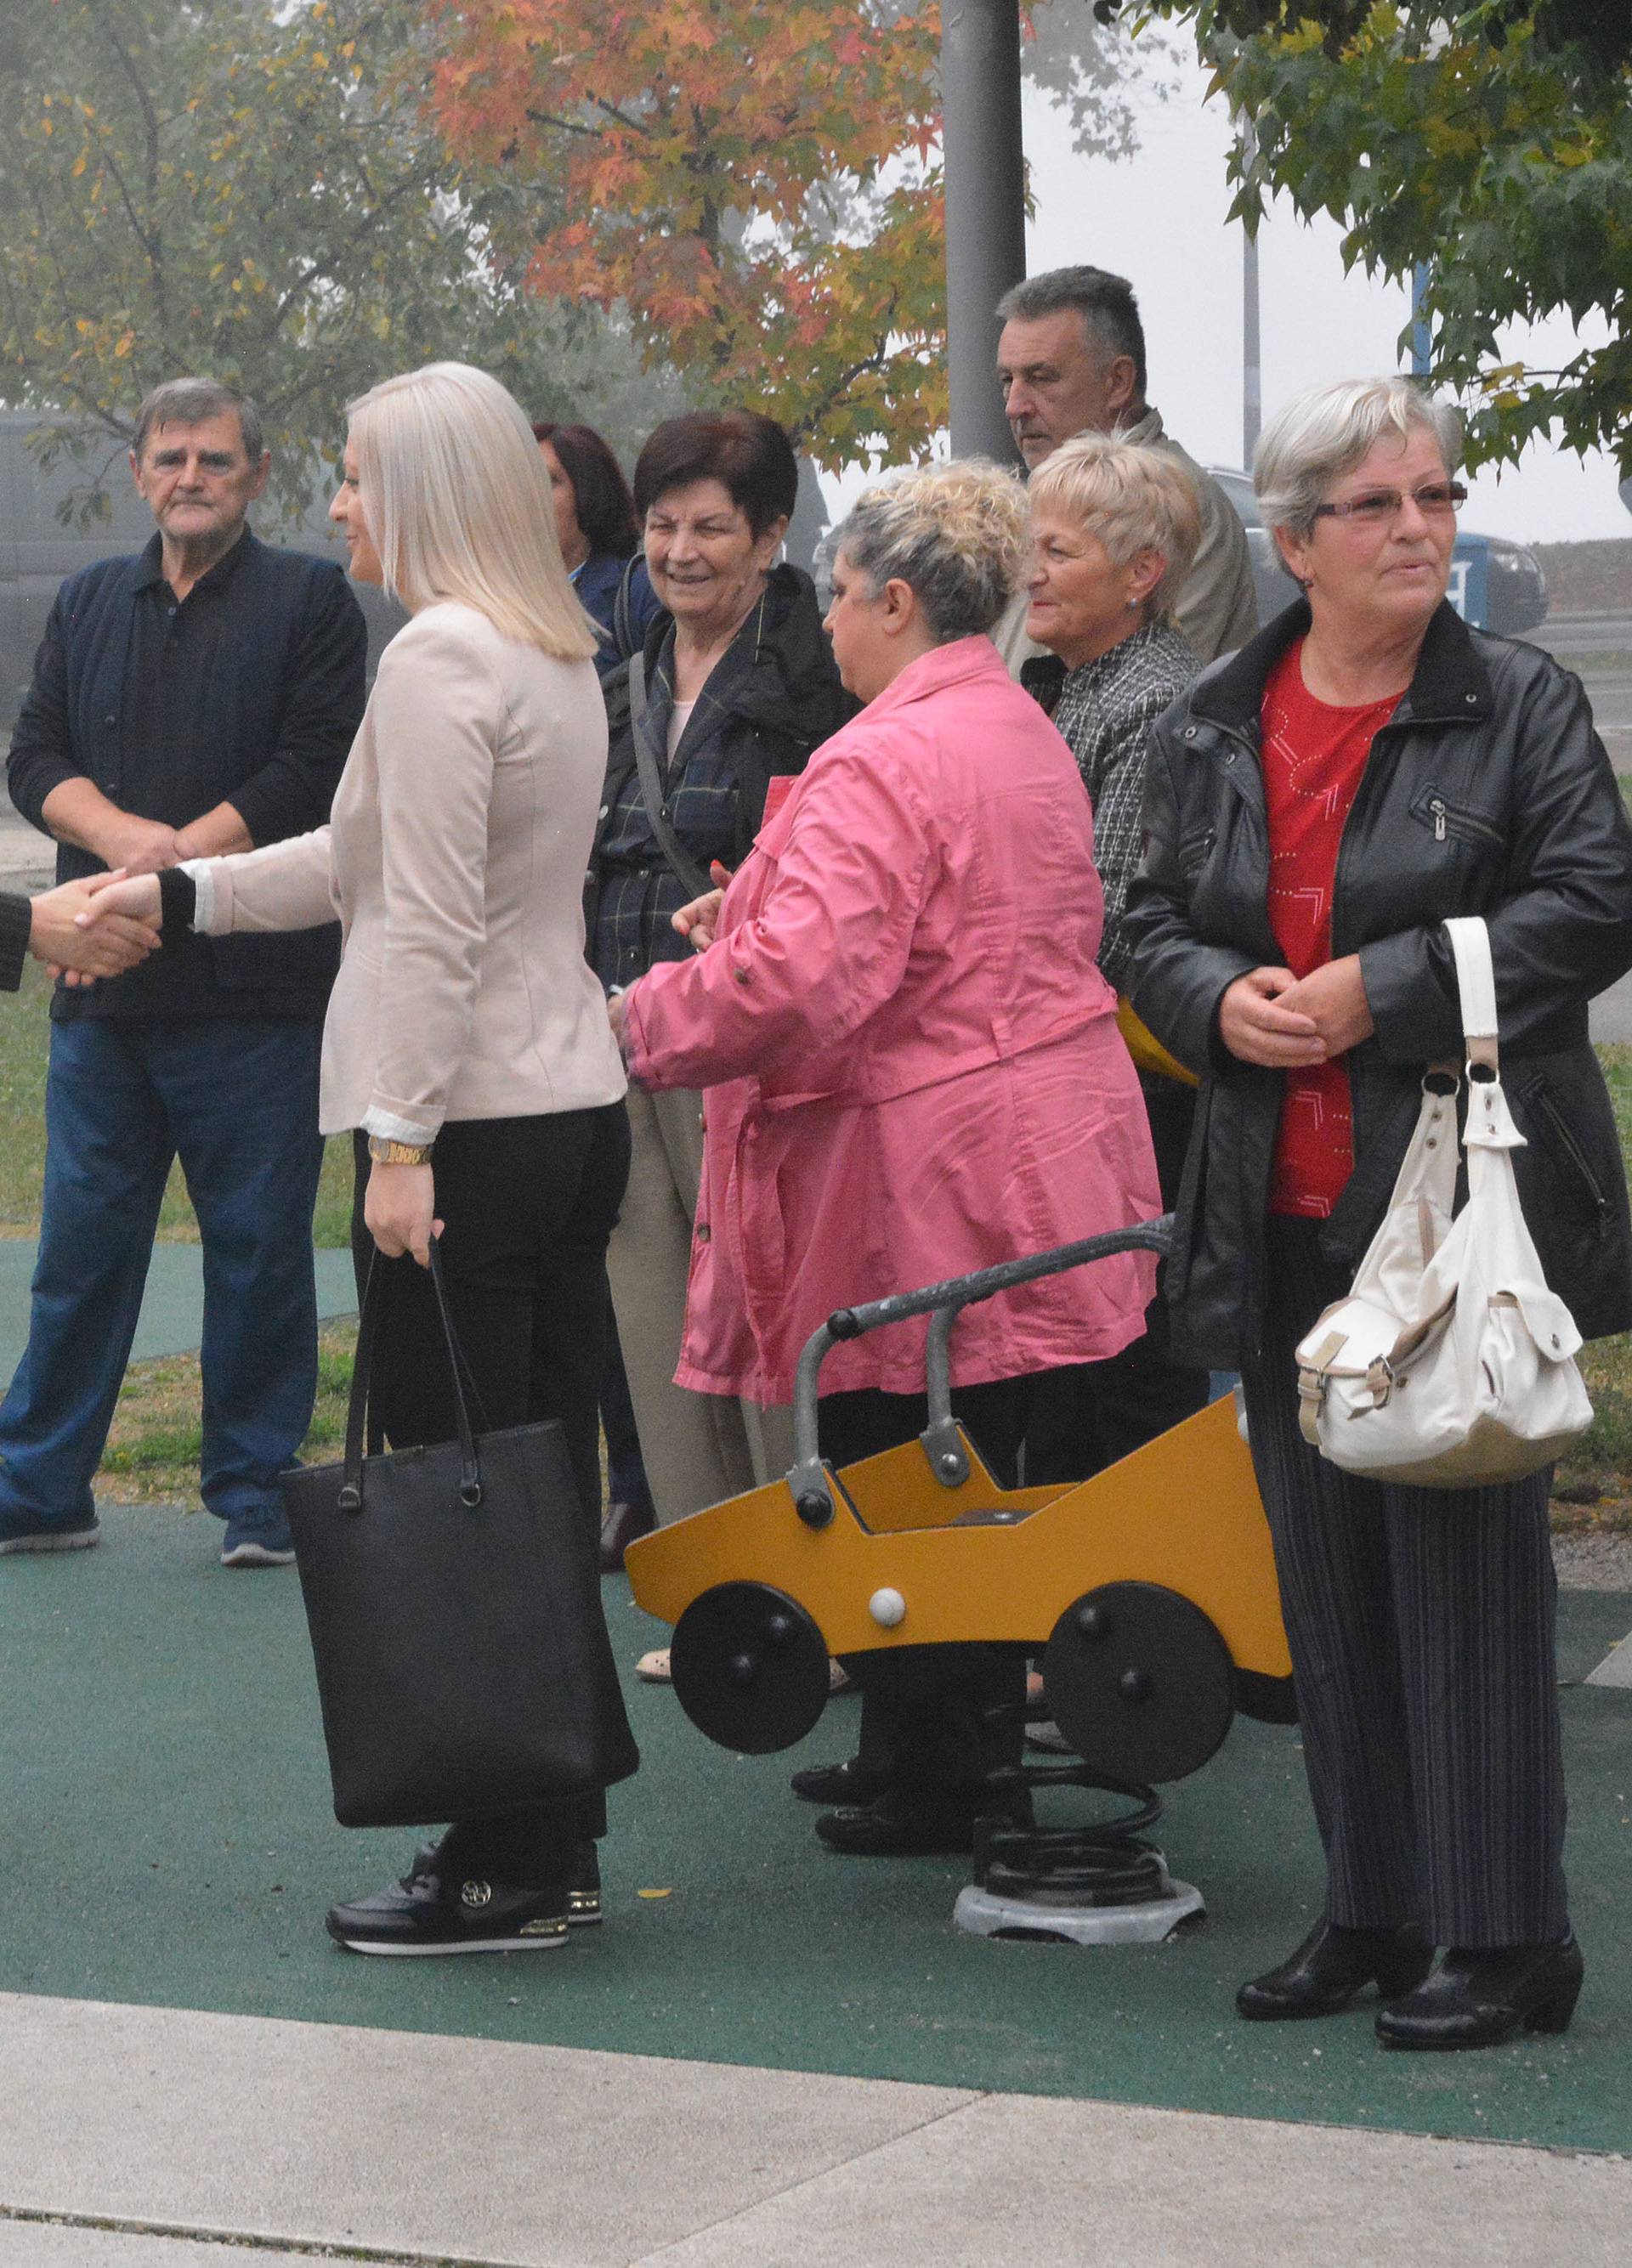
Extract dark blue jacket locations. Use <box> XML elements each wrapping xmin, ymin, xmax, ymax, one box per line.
<box><xmin>575</xmin><ymin>551</ymin><xmax>663</xmax><ymax>683</ymax></box>
<box><xmin>8</xmin><ymin>531</ymin><xmax>365</xmax><ymax>1018</ymax></box>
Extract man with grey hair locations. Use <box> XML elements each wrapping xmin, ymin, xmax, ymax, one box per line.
<box><xmin>994</xmin><ymin>264</ymin><xmax>1258</xmax><ymax>665</ymax></box>
<box><xmin>2</xmin><ymin>376</ymin><xmax>364</xmax><ymax>1565</ymax></box>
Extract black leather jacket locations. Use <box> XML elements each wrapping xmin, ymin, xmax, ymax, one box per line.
<box><xmin>1125</xmin><ymin>598</ymin><xmax>1632</xmax><ymax>1366</ymax></box>
<box><xmin>594</xmin><ymin>563</ymin><xmax>853</xmax><ymax>877</ymax></box>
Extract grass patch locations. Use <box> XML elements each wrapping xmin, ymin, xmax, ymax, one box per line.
<box><xmin>0</xmin><ymin>959</ymin><xmax>354</xmax><ymax>1242</ymax></box>
<box><xmin>98</xmin><ymin>1318</ymin><xmax>357</xmax><ymax>1506</ymax></box>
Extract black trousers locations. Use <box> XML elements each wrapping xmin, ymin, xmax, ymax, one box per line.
<box><xmin>1241</xmin><ymin>1217</ymin><xmax>1567</xmax><ymax>1949</ymax></box>
<box><xmin>822</xmin><ymin>1378</ymin><xmax>1033</xmax><ymax>1804</ymax></box>
<box><xmin>1023</xmin><ymin>1075</ymin><xmax>1210</xmax><ymax>1485</ymax></box>
<box><xmin>350</xmin><ymin>1103</ymin><xmax>632</xmax><ymax>1879</ymax></box>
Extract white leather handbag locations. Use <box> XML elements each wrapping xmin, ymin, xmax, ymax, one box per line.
<box><xmin>1293</xmin><ymin>916</ymin><xmax>1592</xmax><ymax>1488</ymax></box>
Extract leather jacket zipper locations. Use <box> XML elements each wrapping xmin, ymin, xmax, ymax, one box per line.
<box><xmin>1531</xmin><ymin>1084</ymin><xmax>1609</xmax><ymax>1227</ymax></box>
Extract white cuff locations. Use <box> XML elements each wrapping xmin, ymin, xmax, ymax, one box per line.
<box><xmin>362</xmin><ymin>1104</ymin><xmax>439</xmax><ymax>1145</ymax></box>
<box><xmin>181</xmin><ymin>858</ymin><xmax>213</xmax><ymax>933</ymax></box>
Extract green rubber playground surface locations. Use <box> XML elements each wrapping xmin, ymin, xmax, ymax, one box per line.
<box><xmin>3</xmin><ymin>1500</ymin><xmax>1629</xmax><ymax>2155</ymax></box>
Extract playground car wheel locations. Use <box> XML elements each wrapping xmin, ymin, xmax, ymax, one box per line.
<box><xmin>1041</xmin><ymin>1581</ymin><xmax>1234</xmax><ymax>1785</ymax></box>
<box><xmin>669</xmin><ymin>1582</ymin><xmax>831</xmax><ymax>1754</ymax></box>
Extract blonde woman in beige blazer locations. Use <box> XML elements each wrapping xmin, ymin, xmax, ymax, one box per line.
<box><xmin>88</xmin><ymin>364</ymin><xmax>632</xmax><ymax>1958</ymax></box>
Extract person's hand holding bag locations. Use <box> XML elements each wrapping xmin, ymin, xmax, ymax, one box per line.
<box><xmin>366</xmin><ymin>1156</ymin><xmax>442</xmax><ymax>1268</ymax></box>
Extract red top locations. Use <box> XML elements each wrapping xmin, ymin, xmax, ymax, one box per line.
<box><xmin>1261</xmin><ymin>641</ymin><xmax>1397</xmax><ymax>1218</ymax></box>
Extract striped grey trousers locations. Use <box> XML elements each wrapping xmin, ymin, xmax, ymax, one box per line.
<box><xmin>1239</xmin><ymin>1217</ymin><xmax>1568</xmax><ymax>1950</ymax></box>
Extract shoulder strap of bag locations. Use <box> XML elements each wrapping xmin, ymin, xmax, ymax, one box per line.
<box><xmin>1442</xmin><ymin>915</ymin><xmax>1499</xmax><ymax>1077</ymax></box>
<box><xmin>627</xmin><ymin>652</ymin><xmax>712</xmax><ymax>902</ymax></box>
<box><xmin>613</xmin><ymin>554</ymin><xmax>639</xmax><ymax>661</ymax></box>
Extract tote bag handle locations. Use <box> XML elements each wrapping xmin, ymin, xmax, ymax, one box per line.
<box><xmin>339</xmin><ymin>1241</ymin><xmax>488</xmax><ymax>1513</ymax></box>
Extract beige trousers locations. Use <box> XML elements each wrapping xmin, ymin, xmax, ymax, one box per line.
<box><xmin>608</xmin><ymin>1083</ymin><xmax>792</xmax><ymax>1524</ymax></box>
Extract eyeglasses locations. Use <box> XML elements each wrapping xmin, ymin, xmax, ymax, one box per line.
<box><xmin>1313</xmin><ymin>482</ymin><xmax>1467</xmax><ymax>527</ymax></box>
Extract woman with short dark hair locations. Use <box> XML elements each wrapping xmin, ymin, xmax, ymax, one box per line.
<box><xmin>589</xmin><ymin>410</ymin><xmax>851</xmax><ymax>1588</ymax></box>
<box><xmin>532</xmin><ymin>421</ymin><xmax>661</xmax><ymax>680</ymax></box>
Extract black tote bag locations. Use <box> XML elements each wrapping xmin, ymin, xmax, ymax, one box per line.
<box><xmin>282</xmin><ymin>1246</ymin><xmax>639</xmax><ymax>1829</ymax></box>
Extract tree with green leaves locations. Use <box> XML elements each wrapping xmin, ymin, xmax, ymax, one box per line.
<box><xmin>0</xmin><ymin>0</ymin><xmax>678</xmax><ymax>516</ymax></box>
<box><xmin>1090</xmin><ymin>0</ymin><xmax>1632</xmax><ymax>469</ymax></box>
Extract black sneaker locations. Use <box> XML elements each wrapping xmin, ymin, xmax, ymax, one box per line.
<box><xmin>568</xmin><ymin>1841</ymin><xmax>602</xmax><ymax>1928</ymax></box>
<box><xmin>326</xmin><ymin>1847</ymin><xmax>570</xmax><ymax>1957</ymax></box>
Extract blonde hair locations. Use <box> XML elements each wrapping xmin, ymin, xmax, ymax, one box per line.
<box><xmin>346</xmin><ymin>362</ymin><xmax>598</xmax><ymax>659</ymax></box>
<box><xmin>832</xmin><ymin>459</ymin><xmax>1029</xmax><ymax>641</ymax></box>
<box><xmin>1255</xmin><ymin>377</ymin><xmax>1461</xmax><ymax>540</ymax></box>
<box><xmin>1027</xmin><ymin>433</ymin><xmax>1203</xmax><ymax>622</ymax></box>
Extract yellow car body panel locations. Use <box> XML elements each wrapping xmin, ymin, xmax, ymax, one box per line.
<box><xmin>626</xmin><ymin>1394</ymin><xmax>1290</xmax><ymax>1680</ymax></box>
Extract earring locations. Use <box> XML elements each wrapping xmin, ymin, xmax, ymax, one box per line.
<box><xmin>1125</xmin><ymin>597</ymin><xmax>1140</xmax><ymax>611</ymax></box>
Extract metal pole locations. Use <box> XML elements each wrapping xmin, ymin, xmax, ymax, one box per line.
<box><xmin>1239</xmin><ymin>121</ymin><xmax>1261</xmax><ymax>467</ymax></box>
<box><xmin>1242</xmin><ymin>226</ymin><xmax>1261</xmax><ymax>468</ymax></box>
<box><xmin>1411</xmin><ymin>263</ymin><xmax>1431</xmax><ymax>377</ymax></box>
<box><xmin>941</xmin><ymin>0</ymin><xmax>1027</xmax><ymax>460</ymax></box>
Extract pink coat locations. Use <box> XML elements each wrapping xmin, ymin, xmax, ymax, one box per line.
<box><xmin>621</xmin><ymin>636</ymin><xmax>1161</xmax><ymax>1403</ymax></box>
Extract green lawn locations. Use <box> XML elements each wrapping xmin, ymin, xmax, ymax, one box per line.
<box><xmin>0</xmin><ymin>958</ymin><xmax>354</xmax><ymax>1245</ymax></box>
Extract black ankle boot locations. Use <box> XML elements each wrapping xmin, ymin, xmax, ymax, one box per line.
<box><xmin>1236</xmin><ymin>1917</ymin><xmax>1435</xmax><ymax>2022</ymax></box>
<box><xmin>1375</xmin><ymin>1934</ymin><xmax>1583</xmax><ymax>2050</ymax></box>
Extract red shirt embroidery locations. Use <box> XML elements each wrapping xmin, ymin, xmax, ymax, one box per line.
<box><xmin>1261</xmin><ymin>642</ymin><xmax>1397</xmax><ymax>1218</ymax></box>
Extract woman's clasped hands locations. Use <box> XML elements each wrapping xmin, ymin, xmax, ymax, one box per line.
<box><xmin>1218</xmin><ymin>955</ymin><xmax>1374</xmax><ymax>1068</ymax></box>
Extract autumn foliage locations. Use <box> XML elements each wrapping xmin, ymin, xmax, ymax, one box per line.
<box><xmin>426</xmin><ymin>0</ymin><xmax>951</xmax><ymax>468</ymax></box>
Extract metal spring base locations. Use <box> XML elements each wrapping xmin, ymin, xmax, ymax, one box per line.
<box><xmin>953</xmin><ymin>1749</ymin><xmax>1204</xmax><ymax>1945</ymax></box>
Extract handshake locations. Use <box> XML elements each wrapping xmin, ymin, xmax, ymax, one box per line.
<box><xmin>29</xmin><ymin>870</ymin><xmax>164</xmax><ymax>986</ymax></box>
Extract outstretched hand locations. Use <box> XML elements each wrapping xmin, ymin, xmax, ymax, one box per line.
<box><xmin>79</xmin><ymin>870</ymin><xmax>164</xmax><ymax>925</ymax></box>
<box><xmin>30</xmin><ymin>874</ymin><xmax>159</xmax><ymax>986</ymax></box>
<box><xmin>671</xmin><ymin>861</ymin><xmax>733</xmax><ymax>953</ymax></box>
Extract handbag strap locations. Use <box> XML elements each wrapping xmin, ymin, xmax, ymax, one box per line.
<box><xmin>628</xmin><ymin>653</ymin><xmax>713</xmax><ymax>902</ymax></box>
<box><xmin>1442</xmin><ymin>915</ymin><xmax>1499</xmax><ymax>1077</ymax></box>
<box><xmin>612</xmin><ymin>554</ymin><xmax>640</xmax><ymax>661</ymax></box>
<box><xmin>340</xmin><ymin>1241</ymin><xmax>486</xmax><ymax>1512</ymax></box>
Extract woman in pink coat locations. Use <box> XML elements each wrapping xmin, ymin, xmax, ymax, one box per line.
<box><xmin>615</xmin><ymin>461</ymin><xmax>1161</xmax><ymax>1857</ymax></box>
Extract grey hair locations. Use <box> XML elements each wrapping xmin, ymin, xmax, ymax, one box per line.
<box><xmin>1254</xmin><ymin>377</ymin><xmax>1462</xmax><ymax>539</ymax></box>
<box><xmin>832</xmin><ymin>460</ymin><xmax>1029</xmax><ymax>642</ymax></box>
<box><xmin>133</xmin><ymin>377</ymin><xmax>264</xmax><ymax>465</ymax></box>
<box><xmin>994</xmin><ymin>265</ymin><xmax>1147</xmax><ymax>402</ymax></box>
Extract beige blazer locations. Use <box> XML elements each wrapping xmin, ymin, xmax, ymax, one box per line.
<box><xmin>190</xmin><ymin>601</ymin><xmax>626</xmax><ymax>1141</ymax></box>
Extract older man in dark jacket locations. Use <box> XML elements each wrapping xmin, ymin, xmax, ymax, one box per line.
<box><xmin>1</xmin><ymin>377</ymin><xmax>364</xmax><ymax>1566</ymax></box>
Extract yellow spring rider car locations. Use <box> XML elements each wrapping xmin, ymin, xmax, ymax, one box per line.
<box><xmin>627</xmin><ymin>1222</ymin><xmax>1295</xmax><ymax>1792</ymax></box>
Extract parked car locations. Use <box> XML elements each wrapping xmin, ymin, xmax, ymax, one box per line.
<box><xmin>0</xmin><ymin>410</ymin><xmax>407</xmax><ymax>738</ymax></box>
<box><xmin>1209</xmin><ymin>466</ymin><xmax>1550</xmax><ymax>637</ymax></box>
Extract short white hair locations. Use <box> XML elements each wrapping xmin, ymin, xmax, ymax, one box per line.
<box><xmin>1254</xmin><ymin>377</ymin><xmax>1462</xmax><ymax>541</ymax></box>
<box><xmin>1027</xmin><ymin>433</ymin><xmax>1203</xmax><ymax>622</ymax></box>
<box><xmin>347</xmin><ymin>362</ymin><xmax>598</xmax><ymax>659</ymax></box>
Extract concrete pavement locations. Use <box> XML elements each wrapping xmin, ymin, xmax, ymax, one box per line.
<box><xmin>0</xmin><ymin>1994</ymin><xmax>1629</xmax><ymax>2268</ymax></box>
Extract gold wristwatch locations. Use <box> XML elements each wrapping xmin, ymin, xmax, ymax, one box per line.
<box><xmin>366</xmin><ymin>1136</ymin><xmax>434</xmax><ymax>1167</ymax></box>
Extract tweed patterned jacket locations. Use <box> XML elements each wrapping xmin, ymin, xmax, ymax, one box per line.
<box><xmin>1025</xmin><ymin>620</ymin><xmax>1199</xmax><ymax>994</ymax></box>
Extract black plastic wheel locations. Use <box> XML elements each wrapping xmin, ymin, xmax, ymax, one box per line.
<box><xmin>1041</xmin><ymin>1581</ymin><xmax>1234</xmax><ymax>1785</ymax></box>
<box><xmin>668</xmin><ymin>1582</ymin><xmax>831</xmax><ymax>1755</ymax></box>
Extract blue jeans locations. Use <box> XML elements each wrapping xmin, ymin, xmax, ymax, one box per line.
<box><xmin>0</xmin><ymin>1018</ymin><xmax>325</xmax><ymax>1529</ymax></box>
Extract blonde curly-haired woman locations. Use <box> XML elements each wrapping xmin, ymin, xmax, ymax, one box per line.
<box><xmin>611</xmin><ymin>461</ymin><xmax>1162</xmax><ymax>1855</ymax></box>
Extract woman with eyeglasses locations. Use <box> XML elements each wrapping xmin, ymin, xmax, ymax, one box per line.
<box><xmin>1125</xmin><ymin>376</ymin><xmax>1632</xmax><ymax>2049</ymax></box>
